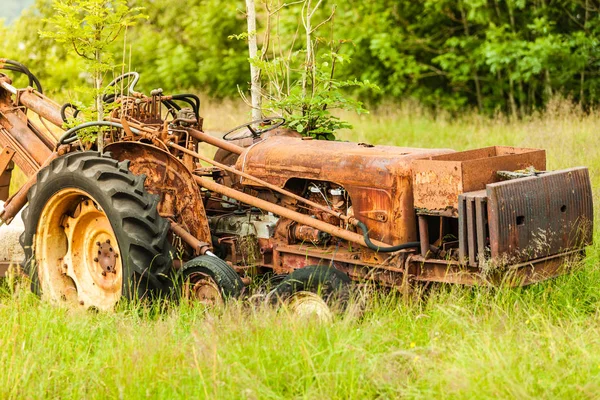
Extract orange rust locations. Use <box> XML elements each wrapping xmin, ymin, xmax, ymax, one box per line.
<box><xmin>412</xmin><ymin>146</ymin><xmax>546</xmax><ymax>213</ymax></box>
<box><xmin>167</xmin><ymin>141</ymin><xmax>351</xmax><ymax>224</ymax></box>
<box><xmin>187</xmin><ymin>127</ymin><xmax>244</xmax><ymax>155</ymax></box>
<box><xmin>105</xmin><ymin>142</ymin><xmax>212</xmax><ymax>248</ymax></box>
<box><xmin>235</xmin><ymin>136</ymin><xmax>453</xmax><ymax>245</ymax></box>
<box><xmin>194</xmin><ymin>175</ymin><xmax>389</xmax><ymax>249</ymax></box>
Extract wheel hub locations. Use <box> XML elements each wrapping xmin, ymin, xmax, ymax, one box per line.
<box><xmin>184</xmin><ymin>272</ymin><xmax>223</xmax><ymax>306</ymax></box>
<box><xmin>95</xmin><ymin>240</ymin><xmax>118</xmax><ymax>275</ymax></box>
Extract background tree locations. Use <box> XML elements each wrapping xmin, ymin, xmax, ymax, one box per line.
<box><xmin>3</xmin><ymin>0</ymin><xmax>600</xmax><ymax>116</ymax></box>
<box><xmin>41</xmin><ymin>0</ymin><xmax>145</xmax><ymax>151</ymax></box>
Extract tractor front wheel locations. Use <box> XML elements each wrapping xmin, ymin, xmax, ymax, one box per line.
<box><xmin>21</xmin><ymin>151</ymin><xmax>172</xmax><ymax>310</ymax></box>
<box><xmin>270</xmin><ymin>265</ymin><xmax>351</xmax><ymax>321</ymax></box>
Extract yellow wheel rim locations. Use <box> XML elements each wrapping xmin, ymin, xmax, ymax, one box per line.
<box><xmin>286</xmin><ymin>291</ymin><xmax>333</xmax><ymax>323</ymax></box>
<box><xmin>35</xmin><ymin>188</ymin><xmax>123</xmax><ymax>310</ymax></box>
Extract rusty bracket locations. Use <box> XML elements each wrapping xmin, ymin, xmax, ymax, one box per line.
<box><xmin>0</xmin><ymin>151</ymin><xmax>58</xmax><ymax>225</ymax></box>
<box><xmin>120</xmin><ymin>116</ymin><xmax>134</xmax><ymax>139</ymax></box>
<box><xmin>0</xmin><ymin>147</ymin><xmax>15</xmax><ymax>174</ymax></box>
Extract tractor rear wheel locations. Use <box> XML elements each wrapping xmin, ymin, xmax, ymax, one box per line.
<box><xmin>21</xmin><ymin>151</ymin><xmax>172</xmax><ymax>310</ymax></box>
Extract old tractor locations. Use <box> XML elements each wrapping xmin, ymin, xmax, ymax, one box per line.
<box><xmin>0</xmin><ymin>59</ymin><xmax>593</xmax><ymax>311</ymax></box>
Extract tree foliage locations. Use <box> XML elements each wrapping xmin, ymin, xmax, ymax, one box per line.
<box><xmin>3</xmin><ymin>0</ymin><xmax>600</xmax><ymax>116</ymax></box>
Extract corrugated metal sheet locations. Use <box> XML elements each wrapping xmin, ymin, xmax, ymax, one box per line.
<box><xmin>487</xmin><ymin>167</ymin><xmax>593</xmax><ymax>263</ymax></box>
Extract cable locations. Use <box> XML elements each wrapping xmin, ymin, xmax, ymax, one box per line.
<box><xmin>354</xmin><ymin>220</ymin><xmax>420</xmax><ymax>253</ymax></box>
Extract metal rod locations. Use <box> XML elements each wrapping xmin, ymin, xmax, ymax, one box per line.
<box><xmin>0</xmin><ymin>80</ymin><xmax>17</xmax><ymax>95</ymax></box>
<box><xmin>186</xmin><ymin>128</ymin><xmax>244</xmax><ymax>155</ymax></box>
<box><xmin>194</xmin><ymin>175</ymin><xmax>390</xmax><ymax>249</ymax></box>
<box><xmin>418</xmin><ymin>215</ymin><xmax>429</xmax><ymax>258</ymax></box>
<box><xmin>169</xmin><ymin>220</ymin><xmax>211</xmax><ymax>255</ymax></box>
<box><xmin>16</xmin><ymin>89</ymin><xmax>64</xmax><ymax>128</ymax></box>
<box><xmin>168</xmin><ymin>141</ymin><xmax>351</xmax><ymax>224</ymax></box>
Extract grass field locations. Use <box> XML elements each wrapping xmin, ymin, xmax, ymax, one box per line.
<box><xmin>2</xmin><ymin>99</ymin><xmax>600</xmax><ymax>399</ymax></box>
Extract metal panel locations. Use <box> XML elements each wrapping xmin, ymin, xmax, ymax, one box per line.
<box><xmin>458</xmin><ymin>196</ymin><xmax>468</xmax><ymax>263</ymax></box>
<box><xmin>475</xmin><ymin>197</ymin><xmax>488</xmax><ymax>261</ymax></box>
<box><xmin>413</xmin><ymin>146</ymin><xmax>546</xmax><ymax>213</ymax></box>
<box><xmin>459</xmin><ymin>190</ymin><xmax>487</xmax><ymax>266</ymax></box>
<box><xmin>466</xmin><ymin>197</ymin><xmax>477</xmax><ymax>266</ymax></box>
<box><xmin>487</xmin><ymin>167</ymin><xmax>593</xmax><ymax>263</ymax></box>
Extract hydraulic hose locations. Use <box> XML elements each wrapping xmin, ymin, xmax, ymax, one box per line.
<box><xmin>354</xmin><ymin>220</ymin><xmax>420</xmax><ymax>253</ymax></box>
<box><xmin>0</xmin><ymin>59</ymin><xmax>43</xmax><ymax>93</ymax></box>
<box><xmin>103</xmin><ymin>71</ymin><xmax>140</xmax><ymax>101</ymax></box>
<box><xmin>171</xmin><ymin>93</ymin><xmax>200</xmax><ymax>116</ymax></box>
<box><xmin>60</xmin><ymin>102</ymin><xmax>81</xmax><ymax>122</ymax></box>
<box><xmin>58</xmin><ymin>121</ymin><xmax>141</xmax><ymax>145</ymax></box>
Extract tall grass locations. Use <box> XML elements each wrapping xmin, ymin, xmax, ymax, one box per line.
<box><xmin>2</xmin><ymin>99</ymin><xmax>600</xmax><ymax>399</ymax></box>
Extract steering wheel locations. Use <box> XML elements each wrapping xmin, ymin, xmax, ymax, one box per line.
<box><xmin>222</xmin><ymin>117</ymin><xmax>285</xmax><ymax>141</ymax></box>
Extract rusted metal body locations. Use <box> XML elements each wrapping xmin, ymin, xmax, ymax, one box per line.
<box><xmin>413</xmin><ymin>146</ymin><xmax>546</xmax><ymax>215</ymax></box>
<box><xmin>236</xmin><ymin>136</ymin><xmax>453</xmax><ymax>245</ymax></box>
<box><xmin>0</xmin><ymin>65</ymin><xmax>593</xmax><ymax>292</ymax></box>
<box><xmin>0</xmin><ymin>148</ymin><xmax>15</xmax><ymax>201</ymax></box>
<box><xmin>0</xmin><ymin>79</ymin><xmax>54</xmax><ymax>176</ymax></box>
<box><xmin>486</xmin><ymin>167</ymin><xmax>593</xmax><ymax>261</ymax></box>
<box><xmin>105</xmin><ymin>142</ymin><xmax>212</xmax><ymax>248</ymax></box>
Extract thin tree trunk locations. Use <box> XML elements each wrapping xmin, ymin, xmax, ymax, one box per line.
<box><xmin>580</xmin><ymin>0</ymin><xmax>589</xmax><ymax>105</ymax></box>
<box><xmin>459</xmin><ymin>2</ymin><xmax>483</xmax><ymax>111</ymax></box>
<box><xmin>246</xmin><ymin>0</ymin><xmax>262</xmax><ymax>120</ymax></box>
<box><xmin>95</xmin><ymin>48</ymin><xmax>104</xmax><ymax>153</ymax></box>
<box><xmin>508</xmin><ymin>75</ymin><xmax>518</xmax><ymax>119</ymax></box>
<box><xmin>506</xmin><ymin>1</ymin><xmax>524</xmax><ymax>117</ymax></box>
<box><xmin>544</xmin><ymin>69</ymin><xmax>552</xmax><ymax>102</ymax></box>
<box><xmin>302</xmin><ymin>0</ymin><xmax>312</xmax><ymax>102</ymax></box>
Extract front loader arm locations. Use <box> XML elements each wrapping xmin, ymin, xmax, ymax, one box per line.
<box><xmin>0</xmin><ymin>74</ymin><xmax>61</xmax><ymax>224</ymax></box>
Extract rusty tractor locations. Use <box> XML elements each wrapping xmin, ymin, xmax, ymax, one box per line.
<box><xmin>0</xmin><ymin>59</ymin><xmax>593</xmax><ymax>312</ymax></box>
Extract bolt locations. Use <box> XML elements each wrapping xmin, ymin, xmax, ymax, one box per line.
<box><xmin>101</xmin><ymin>271</ymin><xmax>106</xmax><ymax>276</ymax></box>
<box><xmin>96</xmin><ymin>241</ymin><xmax>101</xmax><ymax>246</ymax></box>
<box><xmin>98</xmin><ymin>250</ymin><xmax>101</xmax><ymax>255</ymax></box>
<box><xmin>109</xmin><ymin>247</ymin><xmax>113</xmax><ymax>252</ymax></box>
<box><xmin>114</xmin><ymin>253</ymin><xmax>119</xmax><ymax>259</ymax></box>
<box><xmin>94</xmin><ymin>257</ymin><xmax>98</xmax><ymax>262</ymax></box>
<box><xmin>79</xmin><ymin>300</ymin><xmax>84</xmax><ymax>306</ymax></box>
<box><xmin>106</xmin><ymin>239</ymin><xmax>111</xmax><ymax>244</ymax></box>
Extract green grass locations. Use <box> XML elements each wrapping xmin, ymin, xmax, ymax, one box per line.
<box><xmin>3</xmin><ymin>99</ymin><xmax>600</xmax><ymax>399</ymax></box>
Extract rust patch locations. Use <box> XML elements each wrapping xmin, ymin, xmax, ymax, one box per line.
<box><xmin>106</xmin><ymin>142</ymin><xmax>212</xmax><ymax>246</ymax></box>
<box><xmin>413</xmin><ymin>146</ymin><xmax>546</xmax><ymax>213</ymax></box>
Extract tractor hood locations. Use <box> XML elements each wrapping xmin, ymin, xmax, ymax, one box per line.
<box><xmin>235</xmin><ymin>136</ymin><xmax>455</xmax><ymax>246</ymax></box>
<box><xmin>235</xmin><ymin>136</ymin><xmax>454</xmax><ymax>189</ymax></box>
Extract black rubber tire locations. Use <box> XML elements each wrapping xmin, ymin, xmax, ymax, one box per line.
<box><xmin>179</xmin><ymin>255</ymin><xmax>244</xmax><ymax>300</ymax></box>
<box><xmin>270</xmin><ymin>265</ymin><xmax>351</xmax><ymax>308</ymax></box>
<box><xmin>21</xmin><ymin>151</ymin><xmax>172</xmax><ymax>301</ymax></box>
